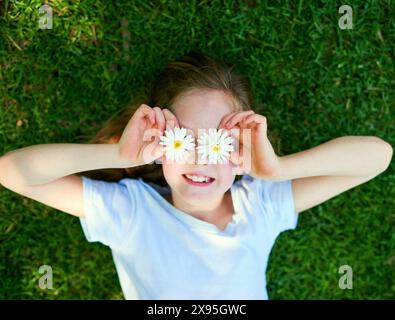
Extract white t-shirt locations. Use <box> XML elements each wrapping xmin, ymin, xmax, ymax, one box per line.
<box><xmin>79</xmin><ymin>174</ymin><xmax>298</xmax><ymax>300</ymax></box>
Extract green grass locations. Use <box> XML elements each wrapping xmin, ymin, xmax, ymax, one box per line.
<box><xmin>0</xmin><ymin>0</ymin><xmax>394</xmax><ymax>299</ymax></box>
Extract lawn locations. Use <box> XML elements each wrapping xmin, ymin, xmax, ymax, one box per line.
<box><xmin>0</xmin><ymin>0</ymin><xmax>394</xmax><ymax>299</ymax></box>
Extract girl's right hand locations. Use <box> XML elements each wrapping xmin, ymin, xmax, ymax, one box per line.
<box><xmin>117</xmin><ymin>104</ymin><xmax>179</xmax><ymax>166</ymax></box>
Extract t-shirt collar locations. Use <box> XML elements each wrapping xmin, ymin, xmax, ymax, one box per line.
<box><xmin>138</xmin><ymin>178</ymin><xmax>241</xmax><ymax>235</ymax></box>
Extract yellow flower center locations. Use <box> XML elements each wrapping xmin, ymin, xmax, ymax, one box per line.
<box><xmin>173</xmin><ymin>140</ymin><xmax>182</xmax><ymax>149</ymax></box>
<box><xmin>212</xmin><ymin>144</ymin><xmax>220</xmax><ymax>153</ymax></box>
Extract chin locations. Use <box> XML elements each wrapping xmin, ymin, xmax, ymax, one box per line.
<box><xmin>177</xmin><ymin>188</ymin><xmax>217</xmax><ymax>204</ymax></box>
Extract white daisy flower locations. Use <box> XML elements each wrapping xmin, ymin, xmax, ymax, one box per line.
<box><xmin>159</xmin><ymin>127</ymin><xmax>195</xmax><ymax>163</ymax></box>
<box><xmin>196</xmin><ymin>128</ymin><xmax>234</xmax><ymax>164</ymax></box>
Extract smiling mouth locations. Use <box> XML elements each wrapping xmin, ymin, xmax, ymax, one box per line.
<box><xmin>182</xmin><ymin>174</ymin><xmax>215</xmax><ymax>186</ymax></box>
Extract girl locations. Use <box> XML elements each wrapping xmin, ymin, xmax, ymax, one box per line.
<box><xmin>0</xmin><ymin>51</ymin><xmax>392</xmax><ymax>300</ymax></box>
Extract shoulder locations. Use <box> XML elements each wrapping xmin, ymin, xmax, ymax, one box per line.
<box><xmin>234</xmin><ymin>175</ymin><xmax>298</xmax><ymax>233</ymax></box>
<box><xmin>233</xmin><ymin>174</ymin><xmax>270</xmax><ymax>196</ymax></box>
<box><xmin>233</xmin><ymin>175</ymin><xmax>293</xmax><ymax>208</ymax></box>
<box><xmin>81</xmin><ymin>176</ymin><xmax>151</xmax><ymax>202</ymax></box>
<box><xmin>235</xmin><ymin>174</ymin><xmax>291</xmax><ymax>192</ymax></box>
<box><xmin>81</xmin><ymin>175</ymin><xmax>147</xmax><ymax>189</ymax></box>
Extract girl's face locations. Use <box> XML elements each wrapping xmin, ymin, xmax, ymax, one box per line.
<box><xmin>161</xmin><ymin>89</ymin><xmax>239</xmax><ymax>208</ymax></box>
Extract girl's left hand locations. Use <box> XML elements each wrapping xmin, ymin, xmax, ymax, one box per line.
<box><xmin>218</xmin><ymin>110</ymin><xmax>281</xmax><ymax>179</ymax></box>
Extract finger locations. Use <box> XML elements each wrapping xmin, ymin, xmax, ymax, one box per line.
<box><xmin>226</xmin><ymin>110</ymin><xmax>255</xmax><ymax>128</ymax></box>
<box><xmin>243</xmin><ymin>113</ymin><xmax>266</xmax><ymax>125</ymax></box>
<box><xmin>152</xmin><ymin>137</ymin><xmax>165</xmax><ymax>159</ymax></box>
<box><xmin>228</xmin><ymin>125</ymin><xmax>252</xmax><ymax>175</ymax></box>
<box><xmin>162</xmin><ymin>108</ymin><xmax>179</xmax><ymax>131</ymax></box>
<box><xmin>238</xmin><ymin>117</ymin><xmax>249</xmax><ymax>130</ymax></box>
<box><xmin>153</xmin><ymin>107</ymin><xmax>166</xmax><ymax>131</ymax></box>
<box><xmin>138</xmin><ymin>104</ymin><xmax>156</xmax><ymax>124</ymax></box>
<box><xmin>224</xmin><ymin>110</ymin><xmax>255</xmax><ymax>129</ymax></box>
<box><xmin>227</xmin><ymin>127</ymin><xmax>242</xmax><ymax>164</ymax></box>
<box><xmin>244</xmin><ymin>114</ymin><xmax>267</xmax><ymax>132</ymax></box>
<box><xmin>218</xmin><ymin>112</ymin><xmax>238</xmax><ymax>129</ymax></box>
<box><xmin>141</xmin><ymin>132</ymin><xmax>164</xmax><ymax>164</ymax></box>
<box><xmin>218</xmin><ymin>110</ymin><xmax>253</xmax><ymax>129</ymax></box>
<box><xmin>230</xmin><ymin>146</ymin><xmax>245</xmax><ymax>171</ymax></box>
<box><xmin>227</xmin><ymin>127</ymin><xmax>240</xmax><ymax>146</ymax></box>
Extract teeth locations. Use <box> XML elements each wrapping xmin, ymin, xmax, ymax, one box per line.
<box><xmin>185</xmin><ymin>174</ymin><xmax>210</xmax><ymax>182</ymax></box>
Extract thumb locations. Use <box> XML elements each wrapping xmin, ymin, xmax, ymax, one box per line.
<box><xmin>152</xmin><ymin>135</ymin><xmax>165</xmax><ymax>160</ymax></box>
<box><xmin>141</xmin><ymin>129</ymin><xmax>164</xmax><ymax>164</ymax></box>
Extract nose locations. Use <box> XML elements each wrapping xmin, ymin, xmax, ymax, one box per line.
<box><xmin>182</xmin><ymin>148</ymin><xmax>208</xmax><ymax>166</ymax></box>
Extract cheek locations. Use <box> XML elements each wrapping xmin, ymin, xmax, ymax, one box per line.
<box><xmin>216</xmin><ymin>163</ymin><xmax>236</xmax><ymax>185</ymax></box>
<box><xmin>162</xmin><ymin>163</ymin><xmax>175</xmax><ymax>178</ymax></box>
<box><xmin>162</xmin><ymin>163</ymin><xmax>183</xmax><ymax>183</ymax></box>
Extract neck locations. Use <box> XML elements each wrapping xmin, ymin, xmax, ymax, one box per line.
<box><xmin>170</xmin><ymin>191</ymin><xmax>227</xmax><ymax>223</ymax></box>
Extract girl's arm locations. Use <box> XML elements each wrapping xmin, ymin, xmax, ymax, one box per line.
<box><xmin>0</xmin><ymin>144</ymin><xmax>133</xmax><ymax>187</ymax></box>
<box><xmin>275</xmin><ymin>136</ymin><xmax>393</xmax><ymax>214</ymax></box>
<box><xmin>0</xmin><ymin>143</ymin><xmax>135</xmax><ymax>218</ymax></box>
<box><xmin>276</xmin><ymin>136</ymin><xmax>393</xmax><ymax>180</ymax></box>
<box><xmin>0</xmin><ymin>104</ymin><xmax>175</xmax><ymax>218</ymax></box>
<box><xmin>219</xmin><ymin>112</ymin><xmax>393</xmax><ymax>214</ymax></box>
